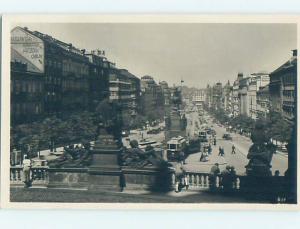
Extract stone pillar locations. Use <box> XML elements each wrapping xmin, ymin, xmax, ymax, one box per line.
<box><xmin>88</xmin><ymin>132</ymin><xmax>123</xmax><ymax>191</ymax></box>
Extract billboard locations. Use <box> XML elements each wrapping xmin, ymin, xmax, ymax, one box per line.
<box><xmin>11</xmin><ymin>27</ymin><xmax>45</xmax><ymax>73</ymax></box>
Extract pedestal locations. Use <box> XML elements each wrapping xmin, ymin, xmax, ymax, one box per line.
<box><xmin>88</xmin><ymin>133</ymin><xmax>123</xmax><ymax>191</ymax></box>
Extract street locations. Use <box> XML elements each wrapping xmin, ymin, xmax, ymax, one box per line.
<box><xmin>183</xmin><ymin>109</ymin><xmax>288</xmax><ymax>175</ymax></box>
<box><xmin>38</xmin><ymin>107</ymin><xmax>288</xmax><ymax>177</ymax></box>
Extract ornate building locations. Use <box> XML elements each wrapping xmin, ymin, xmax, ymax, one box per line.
<box><xmin>269</xmin><ymin>49</ymin><xmax>297</xmax><ymax>123</ymax></box>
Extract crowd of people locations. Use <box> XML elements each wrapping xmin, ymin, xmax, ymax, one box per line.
<box><xmin>209</xmin><ymin>163</ymin><xmax>237</xmax><ymax>193</ymax></box>
<box><xmin>175</xmin><ymin>131</ymin><xmax>239</xmax><ymax>193</ymax></box>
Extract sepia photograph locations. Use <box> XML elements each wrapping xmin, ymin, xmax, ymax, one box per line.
<box><xmin>1</xmin><ymin>15</ymin><xmax>298</xmax><ymax>208</ymax></box>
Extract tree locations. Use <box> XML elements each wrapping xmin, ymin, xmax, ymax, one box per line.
<box><xmin>268</xmin><ymin>111</ymin><xmax>292</xmax><ymax>144</ymax></box>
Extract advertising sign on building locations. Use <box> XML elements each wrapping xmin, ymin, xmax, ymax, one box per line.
<box><xmin>11</xmin><ymin>27</ymin><xmax>45</xmax><ymax>73</ymax></box>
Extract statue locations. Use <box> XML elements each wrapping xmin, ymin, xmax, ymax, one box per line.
<box><xmin>48</xmin><ymin>142</ymin><xmax>92</xmax><ymax>168</ymax></box>
<box><xmin>121</xmin><ymin>140</ymin><xmax>171</xmax><ymax>169</ymax></box>
<box><xmin>245</xmin><ymin>121</ymin><xmax>276</xmax><ymax>176</ymax></box>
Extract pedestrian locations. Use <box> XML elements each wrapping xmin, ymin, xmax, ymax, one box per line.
<box><xmin>209</xmin><ymin>163</ymin><xmax>220</xmax><ymax>190</ymax></box>
<box><xmin>231</xmin><ymin>144</ymin><xmax>236</xmax><ymax>154</ymax></box>
<box><xmin>179</xmin><ymin>150</ymin><xmax>185</xmax><ymax>164</ymax></box>
<box><xmin>22</xmin><ymin>155</ymin><xmax>32</xmax><ymax>188</ymax></box>
<box><xmin>221</xmin><ymin>147</ymin><xmax>225</xmax><ymax>156</ymax></box>
<box><xmin>213</xmin><ymin>137</ymin><xmax>217</xmax><ymax>146</ymax></box>
<box><xmin>230</xmin><ymin>166</ymin><xmax>237</xmax><ymax>189</ymax></box>
<box><xmin>221</xmin><ymin>165</ymin><xmax>232</xmax><ymax>193</ymax></box>
<box><xmin>218</xmin><ymin>146</ymin><xmax>222</xmax><ymax>156</ymax></box>
<box><xmin>175</xmin><ymin>161</ymin><xmax>186</xmax><ymax>193</ymax></box>
<box><xmin>208</xmin><ymin>144</ymin><xmax>212</xmax><ymax>155</ymax></box>
<box><xmin>200</xmin><ymin>151</ymin><xmax>208</xmax><ymax>162</ymax></box>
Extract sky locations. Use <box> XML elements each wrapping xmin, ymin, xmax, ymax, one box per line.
<box><xmin>17</xmin><ymin>23</ymin><xmax>296</xmax><ymax>88</ymax></box>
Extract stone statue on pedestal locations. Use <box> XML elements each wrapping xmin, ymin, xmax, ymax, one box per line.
<box><xmin>48</xmin><ymin>142</ymin><xmax>92</xmax><ymax>168</ymax></box>
<box><xmin>122</xmin><ymin>140</ymin><xmax>170</xmax><ymax>169</ymax></box>
<box><xmin>245</xmin><ymin>121</ymin><xmax>276</xmax><ymax>176</ymax></box>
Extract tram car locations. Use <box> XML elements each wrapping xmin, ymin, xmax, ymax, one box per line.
<box><xmin>166</xmin><ymin>136</ymin><xmax>187</xmax><ymax>161</ymax></box>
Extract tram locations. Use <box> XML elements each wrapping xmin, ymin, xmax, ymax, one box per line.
<box><xmin>166</xmin><ymin>136</ymin><xmax>187</xmax><ymax>161</ymax></box>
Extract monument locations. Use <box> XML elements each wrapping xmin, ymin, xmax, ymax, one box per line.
<box><xmin>121</xmin><ymin>140</ymin><xmax>174</xmax><ymax>192</ymax></box>
<box><xmin>88</xmin><ymin>128</ymin><xmax>123</xmax><ymax>191</ymax></box>
<box><xmin>47</xmin><ymin>99</ymin><xmax>174</xmax><ymax>192</ymax></box>
<box><xmin>242</xmin><ymin>121</ymin><xmax>277</xmax><ymax>199</ymax></box>
<box><xmin>245</xmin><ymin>121</ymin><xmax>276</xmax><ymax>176</ymax></box>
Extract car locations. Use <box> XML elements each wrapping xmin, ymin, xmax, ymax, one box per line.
<box><xmin>222</xmin><ymin>133</ymin><xmax>232</xmax><ymax>140</ymax></box>
<box><xmin>147</xmin><ymin>128</ymin><xmax>161</xmax><ymax>134</ymax></box>
<box><xmin>121</xmin><ymin>130</ymin><xmax>130</xmax><ymax>137</ymax></box>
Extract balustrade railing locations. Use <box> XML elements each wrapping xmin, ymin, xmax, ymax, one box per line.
<box><xmin>172</xmin><ymin>171</ymin><xmax>241</xmax><ymax>191</ymax></box>
<box><xmin>10</xmin><ymin>165</ymin><xmax>289</xmax><ymax>203</ymax></box>
<box><xmin>10</xmin><ymin>166</ymin><xmax>23</xmax><ymax>185</ymax></box>
<box><xmin>10</xmin><ymin>166</ymin><xmax>49</xmax><ymax>187</ymax></box>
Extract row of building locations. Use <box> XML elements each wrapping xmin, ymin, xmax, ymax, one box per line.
<box><xmin>11</xmin><ymin>26</ymin><xmax>168</xmax><ymax>125</ymax></box>
<box><xmin>200</xmin><ymin>49</ymin><xmax>297</xmax><ymax>123</ymax></box>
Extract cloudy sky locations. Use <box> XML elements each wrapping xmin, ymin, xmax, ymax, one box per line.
<box><xmin>18</xmin><ymin>23</ymin><xmax>296</xmax><ymax>88</ymax></box>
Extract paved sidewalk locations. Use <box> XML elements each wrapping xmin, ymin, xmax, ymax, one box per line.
<box><xmin>184</xmin><ymin>146</ymin><xmax>227</xmax><ymax>173</ymax></box>
<box><xmin>10</xmin><ymin>187</ymin><xmax>255</xmax><ymax>203</ymax></box>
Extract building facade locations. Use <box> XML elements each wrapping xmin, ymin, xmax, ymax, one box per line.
<box><xmin>11</xmin><ymin>26</ymin><xmax>91</xmax><ymax>122</ymax></box>
<box><xmin>192</xmin><ymin>89</ymin><xmax>206</xmax><ymax>110</ymax></box>
<box><xmin>232</xmin><ymin>77</ymin><xmax>240</xmax><ymax>117</ymax></box>
<box><xmin>269</xmin><ymin>49</ymin><xmax>297</xmax><ymax>122</ymax></box>
<box><xmin>222</xmin><ymin>80</ymin><xmax>233</xmax><ymax>116</ymax></box>
<box><xmin>108</xmin><ymin>68</ymin><xmax>140</xmax><ymax>118</ymax></box>
<box><xmin>205</xmin><ymin>85</ymin><xmax>213</xmax><ymax>109</ymax></box>
<box><xmin>140</xmin><ymin>75</ymin><xmax>165</xmax><ymax>119</ymax></box>
<box><xmin>85</xmin><ymin>50</ymin><xmax>110</xmax><ymax>110</ymax></box>
<box><xmin>11</xmin><ymin>61</ymin><xmax>44</xmax><ymax>124</ymax></box>
<box><xmin>256</xmin><ymin>85</ymin><xmax>270</xmax><ymax>119</ymax></box>
<box><xmin>212</xmin><ymin>82</ymin><xmax>223</xmax><ymax>110</ymax></box>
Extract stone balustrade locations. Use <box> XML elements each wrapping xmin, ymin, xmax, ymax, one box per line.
<box><xmin>10</xmin><ymin>165</ymin><xmax>289</xmax><ymax>203</ymax></box>
<box><xmin>184</xmin><ymin>171</ymin><xmax>241</xmax><ymax>190</ymax></box>
<box><xmin>31</xmin><ymin>166</ymin><xmax>49</xmax><ymax>187</ymax></box>
<box><xmin>172</xmin><ymin>171</ymin><xmax>241</xmax><ymax>191</ymax></box>
<box><xmin>10</xmin><ymin>165</ymin><xmax>49</xmax><ymax>187</ymax></box>
<box><xmin>10</xmin><ymin>166</ymin><xmax>24</xmax><ymax>185</ymax></box>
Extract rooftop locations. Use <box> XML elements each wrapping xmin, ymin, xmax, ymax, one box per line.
<box><xmin>271</xmin><ymin>50</ymin><xmax>297</xmax><ymax>75</ymax></box>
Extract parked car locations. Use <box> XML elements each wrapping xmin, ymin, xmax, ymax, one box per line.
<box><xmin>121</xmin><ymin>130</ymin><xmax>130</xmax><ymax>137</ymax></box>
<box><xmin>222</xmin><ymin>133</ymin><xmax>232</xmax><ymax>140</ymax></box>
<box><xmin>147</xmin><ymin>128</ymin><xmax>161</xmax><ymax>134</ymax></box>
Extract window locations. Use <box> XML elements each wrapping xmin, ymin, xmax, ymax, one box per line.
<box><xmin>21</xmin><ymin>82</ymin><xmax>26</xmax><ymax>92</ymax></box>
<box><xmin>28</xmin><ymin>82</ymin><xmax>32</xmax><ymax>93</ymax></box>
<box><xmin>15</xmin><ymin>80</ymin><xmax>21</xmax><ymax>92</ymax></box>
<box><xmin>35</xmin><ymin>104</ymin><xmax>40</xmax><ymax>114</ymax></box>
<box><xmin>32</xmin><ymin>83</ymin><xmax>36</xmax><ymax>93</ymax></box>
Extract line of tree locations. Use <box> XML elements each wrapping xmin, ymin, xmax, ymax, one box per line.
<box><xmin>11</xmin><ymin>111</ymin><xmax>98</xmax><ymax>158</ymax></box>
<box><xmin>11</xmin><ymin>98</ymin><xmax>166</xmax><ymax>158</ymax></box>
<box><xmin>208</xmin><ymin>107</ymin><xmax>293</xmax><ymax>145</ymax></box>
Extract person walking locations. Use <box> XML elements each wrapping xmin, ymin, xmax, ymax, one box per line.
<box><xmin>231</xmin><ymin>144</ymin><xmax>236</xmax><ymax>154</ymax></box>
<box><xmin>208</xmin><ymin>144</ymin><xmax>212</xmax><ymax>155</ymax></box>
<box><xmin>222</xmin><ymin>147</ymin><xmax>225</xmax><ymax>156</ymax></box>
<box><xmin>179</xmin><ymin>150</ymin><xmax>186</xmax><ymax>164</ymax></box>
<box><xmin>218</xmin><ymin>146</ymin><xmax>222</xmax><ymax>156</ymax></box>
<box><xmin>213</xmin><ymin>137</ymin><xmax>217</xmax><ymax>146</ymax></box>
